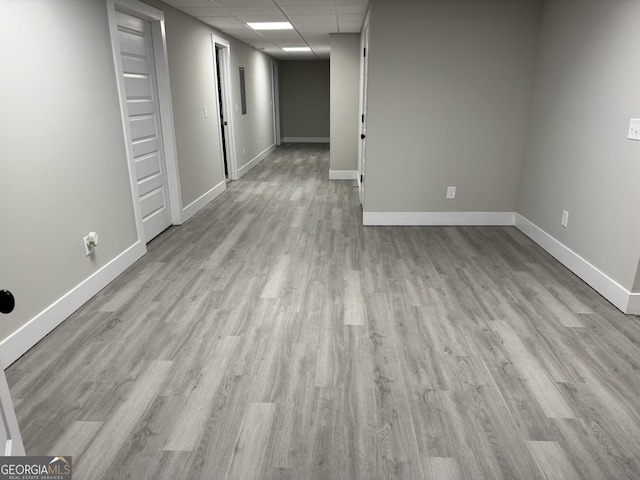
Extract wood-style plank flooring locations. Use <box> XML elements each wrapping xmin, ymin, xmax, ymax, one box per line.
<box><xmin>7</xmin><ymin>144</ymin><xmax>640</xmax><ymax>479</ymax></box>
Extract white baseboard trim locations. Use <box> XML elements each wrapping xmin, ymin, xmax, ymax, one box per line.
<box><xmin>514</xmin><ymin>214</ymin><xmax>636</xmax><ymax>314</ymax></box>
<box><xmin>329</xmin><ymin>169</ymin><xmax>358</xmax><ymax>180</ymax></box>
<box><xmin>282</xmin><ymin>137</ymin><xmax>329</xmax><ymax>143</ymax></box>
<box><xmin>626</xmin><ymin>294</ymin><xmax>640</xmax><ymax>315</ymax></box>
<box><xmin>0</xmin><ymin>241</ymin><xmax>147</xmax><ymax>368</ymax></box>
<box><xmin>363</xmin><ymin>211</ymin><xmax>516</xmax><ymax>226</ymax></box>
<box><xmin>237</xmin><ymin>144</ymin><xmax>277</xmax><ymax>179</ymax></box>
<box><xmin>180</xmin><ymin>179</ymin><xmax>226</xmax><ymax>224</ymax></box>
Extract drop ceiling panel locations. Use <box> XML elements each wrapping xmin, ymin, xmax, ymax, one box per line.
<box><xmin>224</xmin><ymin>6</ymin><xmax>283</xmax><ymax>16</ymax></box>
<box><xmin>336</xmin><ymin>4</ymin><xmax>367</xmax><ymax>14</ymax></box>
<box><xmin>276</xmin><ymin>0</ymin><xmax>334</xmax><ymax>6</ymax></box>
<box><xmin>280</xmin><ymin>5</ymin><xmax>335</xmax><ymax>15</ymax></box>
<box><xmin>213</xmin><ymin>0</ymin><xmax>276</xmax><ymax>5</ymax></box>
<box><xmin>164</xmin><ymin>0</ymin><xmax>218</xmax><ymax>7</ymax></box>
<box><xmin>337</xmin><ymin>25</ymin><xmax>361</xmax><ymax>33</ymax></box>
<box><xmin>288</xmin><ymin>15</ymin><xmax>337</xmax><ymax>23</ymax></box>
<box><xmin>295</xmin><ymin>23</ymin><xmax>338</xmax><ymax>32</ymax></box>
<box><xmin>169</xmin><ymin>0</ymin><xmax>370</xmax><ymax>61</ymax></box>
<box><xmin>259</xmin><ymin>30</ymin><xmax>306</xmax><ymax>43</ymax></box>
<box><xmin>235</xmin><ymin>15</ymin><xmax>289</xmax><ymax>22</ymax></box>
<box><xmin>179</xmin><ymin>7</ymin><xmax>229</xmax><ymax>16</ymax></box>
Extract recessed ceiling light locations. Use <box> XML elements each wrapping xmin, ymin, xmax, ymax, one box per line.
<box><xmin>283</xmin><ymin>47</ymin><xmax>311</xmax><ymax>52</ymax></box>
<box><xmin>247</xmin><ymin>22</ymin><xmax>293</xmax><ymax>30</ymax></box>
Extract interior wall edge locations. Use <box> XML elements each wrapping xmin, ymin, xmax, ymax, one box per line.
<box><xmin>514</xmin><ymin>213</ymin><xmax>634</xmax><ymax>314</ymax></box>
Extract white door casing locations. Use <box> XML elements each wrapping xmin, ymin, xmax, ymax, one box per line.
<box><xmin>107</xmin><ymin>0</ymin><xmax>182</xmax><ymax>246</ymax></box>
<box><xmin>211</xmin><ymin>34</ymin><xmax>238</xmax><ymax>181</ymax></box>
<box><xmin>116</xmin><ymin>10</ymin><xmax>172</xmax><ymax>242</ymax></box>
<box><xmin>358</xmin><ymin>13</ymin><xmax>370</xmax><ymax>205</ymax></box>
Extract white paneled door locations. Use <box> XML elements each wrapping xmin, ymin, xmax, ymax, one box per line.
<box><xmin>116</xmin><ymin>10</ymin><xmax>172</xmax><ymax>243</ymax></box>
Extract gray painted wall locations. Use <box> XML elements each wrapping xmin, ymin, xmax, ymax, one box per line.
<box><xmin>0</xmin><ymin>0</ymin><xmax>277</xmax><ymax>350</ymax></box>
<box><xmin>160</xmin><ymin>5</ymin><xmax>225</xmax><ymax>207</ymax></box>
<box><xmin>518</xmin><ymin>0</ymin><xmax>640</xmax><ymax>291</ymax></box>
<box><xmin>228</xmin><ymin>39</ymin><xmax>277</xmax><ymax>168</ymax></box>
<box><xmin>364</xmin><ymin>0</ymin><xmax>542</xmax><ymax>213</ymax></box>
<box><xmin>279</xmin><ymin>61</ymin><xmax>330</xmax><ymax>140</ymax></box>
<box><xmin>144</xmin><ymin>0</ymin><xmax>276</xmax><ymax>192</ymax></box>
<box><xmin>0</xmin><ymin>0</ymin><xmax>138</xmax><ymax>339</ymax></box>
<box><xmin>330</xmin><ymin>34</ymin><xmax>360</xmax><ymax>172</ymax></box>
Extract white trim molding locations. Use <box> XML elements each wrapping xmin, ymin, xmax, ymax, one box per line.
<box><xmin>238</xmin><ymin>144</ymin><xmax>277</xmax><ymax>178</ymax></box>
<box><xmin>515</xmin><ymin>214</ymin><xmax>637</xmax><ymax>314</ymax></box>
<box><xmin>107</xmin><ymin>0</ymin><xmax>182</xmax><ymax>235</ymax></box>
<box><xmin>363</xmin><ymin>211</ymin><xmax>516</xmax><ymax>226</ymax></box>
<box><xmin>626</xmin><ymin>294</ymin><xmax>640</xmax><ymax>315</ymax></box>
<box><xmin>0</xmin><ymin>242</ymin><xmax>146</xmax><ymax>368</ymax></box>
<box><xmin>181</xmin><ymin>180</ymin><xmax>227</xmax><ymax>224</ymax></box>
<box><xmin>329</xmin><ymin>169</ymin><xmax>358</xmax><ymax>180</ymax></box>
<box><xmin>282</xmin><ymin>137</ymin><xmax>330</xmax><ymax>143</ymax></box>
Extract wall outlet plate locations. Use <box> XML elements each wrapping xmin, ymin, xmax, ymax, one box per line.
<box><xmin>561</xmin><ymin>210</ymin><xmax>569</xmax><ymax>228</ymax></box>
<box><xmin>628</xmin><ymin>119</ymin><xmax>640</xmax><ymax>140</ymax></box>
<box><xmin>446</xmin><ymin>186</ymin><xmax>456</xmax><ymax>199</ymax></box>
<box><xmin>83</xmin><ymin>235</ymin><xmax>94</xmax><ymax>256</ymax></box>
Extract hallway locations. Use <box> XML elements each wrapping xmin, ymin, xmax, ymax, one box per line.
<box><xmin>7</xmin><ymin>144</ymin><xmax>640</xmax><ymax>479</ymax></box>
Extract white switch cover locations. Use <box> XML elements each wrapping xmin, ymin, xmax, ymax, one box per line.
<box><xmin>561</xmin><ymin>210</ymin><xmax>569</xmax><ymax>228</ymax></box>
<box><xmin>204</xmin><ymin>106</ymin><xmax>208</xmax><ymax>118</ymax></box>
<box><xmin>446</xmin><ymin>186</ymin><xmax>456</xmax><ymax>199</ymax></box>
<box><xmin>628</xmin><ymin>119</ymin><xmax>640</xmax><ymax>140</ymax></box>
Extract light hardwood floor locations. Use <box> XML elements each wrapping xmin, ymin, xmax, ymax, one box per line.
<box><xmin>7</xmin><ymin>144</ymin><xmax>640</xmax><ymax>479</ymax></box>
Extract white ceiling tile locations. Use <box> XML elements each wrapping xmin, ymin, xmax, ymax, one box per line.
<box><xmin>164</xmin><ymin>0</ymin><xmax>217</xmax><ymax>7</ymax></box>
<box><xmin>299</xmin><ymin>33</ymin><xmax>329</xmax><ymax>42</ymax></box>
<box><xmin>179</xmin><ymin>7</ymin><xmax>229</xmax><ymax>16</ymax></box>
<box><xmin>174</xmin><ymin>0</ymin><xmax>370</xmax><ymax>59</ymax></box>
<box><xmin>287</xmin><ymin>14</ymin><xmax>336</xmax><ymax>23</ymax></box>
<box><xmin>198</xmin><ymin>17</ymin><xmax>244</xmax><ymax>27</ymax></box>
<box><xmin>211</xmin><ymin>0</ymin><xmax>275</xmax><ymax>6</ymax></box>
<box><xmin>236</xmin><ymin>15</ymin><xmax>288</xmax><ymax>22</ymax></box>
<box><xmin>337</xmin><ymin>14</ymin><xmax>364</xmax><ymax>23</ymax></box>
<box><xmin>276</xmin><ymin>0</ymin><xmax>333</xmax><ymax>5</ymax></box>
<box><xmin>258</xmin><ymin>30</ymin><xmax>305</xmax><ymax>42</ymax></box>
<box><xmin>223</xmin><ymin>6</ymin><xmax>281</xmax><ymax>16</ymax></box>
<box><xmin>295</xmin><ymin>22</ymin><xmax>338</xmax><ymax>32</ymax></box>
<box><xmin>336</xmin><ymin>4</ymin><xmax>367</xmax><ymax>14</ymax></box>
<box><xmin>280</xmin><ymin>5</ymin><xmax>335</xmax><ymax>15</ymax></box>
<box><xmin>338</xmin><ymin>25</ymin><xmax>361</xmax><ymax>33</ymax></box>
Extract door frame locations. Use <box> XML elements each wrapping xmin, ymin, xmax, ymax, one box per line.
<box><xmin>211</xmin><ymin>34</ymin><xmax>239</xmax><ymax>181</ymax></box>
<box><xmin>271</xmin><ymin>61</ymin><xmax>281</xmax><ymax>146</ymax></box>
<box><xmin>357</xmin><ymin>12</ymin><xmax>371</xmax><ymax>205</ymax></box>
<box><xmin>106</xmin><ymin>0</ymin><xmax>182</xmax><ymax>244</ymax></box>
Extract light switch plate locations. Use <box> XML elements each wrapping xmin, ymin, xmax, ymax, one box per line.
<box><xmin>446</xmin><ymin>186</ymin><xmax>456</xmax><ymax>199</ymax></box>
<box><xmin>628</xmin><ymin>119</ymin><xmax>640</xmax><ymax>140</ymax></box>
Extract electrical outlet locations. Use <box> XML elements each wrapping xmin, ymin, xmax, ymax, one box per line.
<box><xmin>204</xmin><ymin>106</ymin><xmax>208</xmax><ymax>118</ymax></box>
<box><xmin>446</xmin><ymin>186</ymin><xmax>456</xmax><ymax>199</ymax></box>
<box><xmin>561</xmin><ymin>210</ymin><xmax>569</xmax><ymax>228</ymax></box>
<box><xmin>628</xmin><ymin>119</ymin><xmax>640</xmax><ymax>140</ymax></box>
<box><xmin>82</xmin><ymin>232</ymin><xmax>99</xmax><ymax>256</ymax></box>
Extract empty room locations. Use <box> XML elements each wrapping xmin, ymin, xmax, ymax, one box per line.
<box><xmin>1</xmin><ymin>0</ymin><xmax>640</xmax><ymax>479</ymax></box>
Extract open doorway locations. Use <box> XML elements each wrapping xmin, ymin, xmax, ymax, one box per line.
<box><xmin>211</xmin><ymin>34</ymin><xmax>238</xmax><ymax>181</ymax></box>
<box><xmin>215</xmin><ymin>46</ymin><xmax>230</xmax><ymax>182</ymax></box>
<box><xmin>272</xmin><ymin>62</ymin><xmax>281</xmax><ymax>146</ymax></box>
